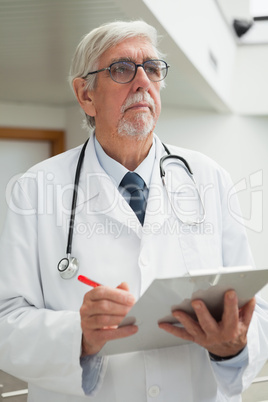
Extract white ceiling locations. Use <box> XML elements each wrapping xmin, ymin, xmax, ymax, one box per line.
<box><xmin>0</xmin><ymin>0</ymin><xmax>267</xmax><ymax>113</ymax></box>
<box><xmin>0</xmin><ymin>0</ymin><xmax>127</xmax><ymax>105</ymax></box>
<box><xmin>0</xmin><ymin>0</ymin><xmax>228</xmax><ymax>112</ymax></box>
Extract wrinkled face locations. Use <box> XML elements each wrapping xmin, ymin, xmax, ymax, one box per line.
<box><xmin>88</xmin><ymin>36</ymin><xmax>162</xmax><ymax>140</ymax></box>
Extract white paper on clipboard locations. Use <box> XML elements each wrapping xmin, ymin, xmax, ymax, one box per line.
<box><xmin>100</xmin><ymin>266</ymin><xmax>268</xmax><ymax>356</ymax></box>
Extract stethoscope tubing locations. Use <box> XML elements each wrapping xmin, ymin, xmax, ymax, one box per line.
<box><xmin>159</xmin><ymin>147</ymin><xmax>206</xmax><ymax>226</ymax></box>
<box><xmin>66</xmin><ymin>139</ymin><xmax>89</xmax><ymax>255</ymax></box>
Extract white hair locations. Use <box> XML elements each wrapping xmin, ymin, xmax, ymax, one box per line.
<box><xmin>68</xmin><ymin>20</ymin><xmax>165</xmax><ymax>130</ymax></box>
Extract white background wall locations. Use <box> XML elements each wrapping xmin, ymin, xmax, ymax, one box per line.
<box><xmin>0</xmin><ymin>102</ymin><xmax>65</xmax><ymax>129</ymax></box>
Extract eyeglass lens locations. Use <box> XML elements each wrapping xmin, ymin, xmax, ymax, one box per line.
<box><xmin>110</xmin><ymin>60</ymin><xmax>167</xmax><ymax>83</ymax></box>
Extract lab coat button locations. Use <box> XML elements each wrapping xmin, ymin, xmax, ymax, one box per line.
<box><xmin>148</xmin><ymin>385</ymin><xmax>160</xmax><ymax>397</ymax></box>
<box><xmin>139</xmin><ymin>249</ymin><xmax>149</xmax><ymax>267</ymax></box>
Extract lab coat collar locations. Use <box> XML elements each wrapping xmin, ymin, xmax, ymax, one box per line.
<box><xmin>76</xmin><ymin>136</ymin><xmax>141</xmax><ymax>234</ymax></box>
<box><xmin>143</xmin><ymin>134</ymin><xmax>171</xmax><ymax>231</ymax></box>
<box><xmin>76</xmin><ymin>134</ymin><xmax>171</xmax><ymax>237</ymax></box>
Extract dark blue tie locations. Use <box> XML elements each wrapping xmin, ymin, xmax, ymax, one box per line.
<box><xmin>120</xmin><ymin>172</ymin><xmax>146</xmax><ymax>225</ymax></box>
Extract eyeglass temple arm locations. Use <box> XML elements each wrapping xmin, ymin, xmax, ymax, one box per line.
<box><xmin>83</xmin><ymin>67</ymin><xmax>108</xmax><ymax>78</ymax></box>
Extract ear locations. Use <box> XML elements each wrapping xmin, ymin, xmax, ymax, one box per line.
<box><xmin>72</xmin><ymin>78</ymin><xmax>96</xmax><ymax>117</ymax></box>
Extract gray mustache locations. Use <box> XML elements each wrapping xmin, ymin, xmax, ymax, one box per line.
<box><xmin>121</xmin><ymin>92</ymin><xmax>155</xmax><ymax>113</ymax></box>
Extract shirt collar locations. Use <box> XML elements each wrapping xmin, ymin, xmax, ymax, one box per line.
<box><xmin>94</xmin><ymin>134</ymin><xmax>155</xmax><ymax>188</ymax></box>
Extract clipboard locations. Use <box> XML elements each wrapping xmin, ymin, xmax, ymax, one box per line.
<box><xmin>100</xmin><ymin>266</ymin><xmax>268</xmax><ymax>356</ymax></box>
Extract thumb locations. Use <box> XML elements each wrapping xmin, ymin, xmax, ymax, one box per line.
<box><xmin>117</xmin><ymin>282</ymin><xmax>130</xmax><ymax>292</ymax></box>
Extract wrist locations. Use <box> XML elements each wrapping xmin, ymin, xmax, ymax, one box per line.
<box><xmin>209</xmin><ymin>347</ymin><xmax>245</xmax><ymax>362</ymax></box>
<box><xmin>81</xmin><ymin>335</ymin><xmax>104</xmax><ymax>357</ymax></box>
<box><xmin>81</xmin><ymin>336</ymin><xmax>95</xmax><ymax>357</ymax></box>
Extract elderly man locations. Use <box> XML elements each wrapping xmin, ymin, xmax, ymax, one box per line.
<box><xmin>0</xmin><ymin>20</ymin><xmax>267</xmax><ymax>402</ymax></box>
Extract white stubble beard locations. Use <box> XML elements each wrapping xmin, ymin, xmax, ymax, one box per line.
<box><xmin>117</xmin><ymin>92</ymin><xmax>157</xmax><ymax>140</ymax></box>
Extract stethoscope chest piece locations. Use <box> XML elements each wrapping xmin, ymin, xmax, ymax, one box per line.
<box><xmin>58</xmin><ymin>256</ymin><xmax>79</xmax><ymax>279</ymax></box>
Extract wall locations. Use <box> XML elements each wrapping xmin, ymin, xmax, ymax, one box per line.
<box><xmin>0</xmin><ymin>102</ymin><xmax>65</xmax><ymax>129</ymax></box>
<box><xmin>231</xmin><ymin>45</ymin><xmax>268</xmax><ymax>114</ymax></box>
<box><xmin>0</xmin><ymin>101</ymin><xmax>88</xmax><ymax>149</ymax></box>
<box><xmin>65</xmin><ymin>104</ymin><xmax>90</xmax><ymax>150</ymax></box>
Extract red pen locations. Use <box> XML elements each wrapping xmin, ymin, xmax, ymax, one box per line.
<box><xmin>78</xmin><ymin>275</ymin><xmax>102</xmax><ymax>288</ymax></box>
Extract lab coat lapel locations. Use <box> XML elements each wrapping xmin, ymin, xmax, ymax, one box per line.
<box><xmin>144</xmin><ymin>136</ymin><xmax>171</xmax><ymax>230</ymax></box>
<box><xmin>77</xmin><ymin>136</ymin><xmax>142</xmax><ymax>236</ymax></box>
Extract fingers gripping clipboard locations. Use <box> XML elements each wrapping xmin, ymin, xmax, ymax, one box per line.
<box><xmin>100</xmin><ymin>266</ymin><xmax>268</xmax><ymax>356</ymax></box>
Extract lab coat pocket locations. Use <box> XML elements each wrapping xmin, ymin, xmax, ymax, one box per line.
<box><xmin>178</xmin><ymin>227</ymin><xmax>223</xmax><ymax>273</ymax></box>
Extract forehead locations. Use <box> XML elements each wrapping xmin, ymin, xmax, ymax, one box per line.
<box><xmin>99</xmin><ymin>36</ymin><xmax>158</xmax><ymax>65</ymax></box>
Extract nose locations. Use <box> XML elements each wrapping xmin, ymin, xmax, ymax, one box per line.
<box><xmin>131</xmin><ymin>65</ymin><xmax>151</xmax><ymax>92</ymax></box>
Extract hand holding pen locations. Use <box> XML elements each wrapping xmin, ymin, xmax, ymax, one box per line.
<box><xmin>78</xmin><ymin>275</ymin><xmax>137</xmax><ymax>357</ymax></box>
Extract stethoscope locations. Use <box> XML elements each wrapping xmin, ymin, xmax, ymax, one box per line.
<box><xmin>58</xmin><ymin>140</ymin><xmax>205</xmax><ymax>279</ymax></box>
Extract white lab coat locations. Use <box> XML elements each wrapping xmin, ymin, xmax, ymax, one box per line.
<box><xmin>0</xmin><ymin>134</ymin><xmax>267</xmax><ymax>402</ymax></box>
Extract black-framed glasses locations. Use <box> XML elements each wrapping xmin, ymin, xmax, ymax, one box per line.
<box><xmin>83</xmin><ymin>59</ymin><xmax>170</xmax><ymax>84</ymax></box>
